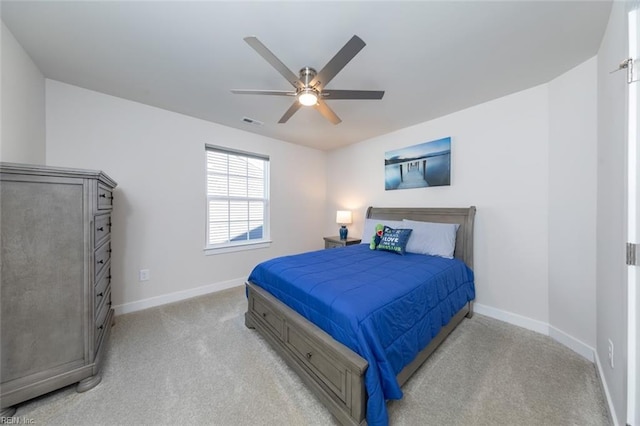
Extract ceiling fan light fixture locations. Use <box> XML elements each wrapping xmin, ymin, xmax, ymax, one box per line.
<box><xmin>298</xmin><ymin>89</ymin><xmax>318</xmax><ymax>106</ymax></box>
<box><xmin>234</xmin><ymin>36</ymin><xmax>383</xmax><ymax>124</ymax></box>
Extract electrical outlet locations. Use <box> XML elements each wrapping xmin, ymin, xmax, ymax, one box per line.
<box><xmin>139</xmin><ymin>269</ymin><xmax>150</xmax><ymax>282</ymax></box>
<box><xmin>608</xmin><ymin>339</ymin><xmax>614</xmax><ymax>368</ymax></box>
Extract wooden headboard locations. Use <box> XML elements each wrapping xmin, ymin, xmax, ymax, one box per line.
<box><xmin>366</xmin><ymin>206</ymin><xmax>476</xmax><ymax>269</ymax></box>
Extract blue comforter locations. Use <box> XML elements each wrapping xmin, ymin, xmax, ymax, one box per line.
<box><xmin>248</xmin><ymin>244</ymin><xmax>475</xmax><ymax>426</ymax></box>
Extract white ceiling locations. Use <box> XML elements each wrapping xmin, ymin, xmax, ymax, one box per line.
<box><xmin>1</xmin><ymin>1</ymin><xmax>612</xmax><ymax>151</ymax></box>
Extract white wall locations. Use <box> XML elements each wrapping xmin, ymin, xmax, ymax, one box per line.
<box><xmin>596</xmin><ymin>1</ymin><xmax>630</xmax><ymax>423</ymax></box>
<box><xmin>326</xmin><ymin>86</ymin><xmax>551</xmax><ymax>324</ymax></box>
<box><xmin>548</xmin><ymin>58</ymin><xmax>598</xmax><ymax>353</ymax></box>
<box><xmin>326</xmin><ymin>58</ymin><xmax>601</xmax><ymax>355</ymax></box>
<box><xmin>0</xmin><ymin>21</ymin><xmax>45</xmax><ymax>164</ymax></box>
<box><xmin>46</xmin><ymin>80</ymin><xmax>327</xmax><ymax>312</ymax></box>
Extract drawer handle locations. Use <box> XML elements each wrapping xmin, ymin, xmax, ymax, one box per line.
<box><xmin>97</xmin><ymin>292</ymin><xmax>104</xmax><ymax>298</ymax></box>
<box><xmin>306</xmin><ymin>352</ymin><xmax>312</xmax><ymax>360</ymax></box>
<box><xmin>99</xmin><ymin>194</ymin><xmax>106</xmax><ymax>198</ymax></box>
<box><xmin>262</xmin><ymin>312</ymin><xmax>267</xmax><ymax>318</ymax></box>
<box><xmin>98</xmin><ymin>260</ymin><xmax>104</xmax><ymax>264</ymax></box>
<box><xmin>97</xmin><ymin>226</ymin><xmax>104</xmax><ymax>232</ymax></box>
<box><xmin>98</xmin><ymin>325</ymin><xmax>104</xmax><ymax>330</ymax></box>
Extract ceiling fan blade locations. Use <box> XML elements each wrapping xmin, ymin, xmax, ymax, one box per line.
<box><xmin>231</xmin><ymin>89</ymin><xmax>296</xmax><ymax>96</ymax></box>
<box><xmin>310</xmin><ymin>35</ymin><xmax>366</xmax><ymax>90</ymax></box>
<box><xmin>321</xmin><ymin>90</ymin><xmax>385</xmax><ymax>100</ymax></box>
<box><xmin>314</xmin><ymin>99</ymin><xmax>341</xmax><ymax>125</ymax></box>
<box><xmin>244</xmin><ymin>36</ymin><xmax>301</xmax><ymax>88</ymax></box>
<box><xmin>278</xmin><ymin>101</ymin><xmax>302</xmax><ymax>123</ymax></box>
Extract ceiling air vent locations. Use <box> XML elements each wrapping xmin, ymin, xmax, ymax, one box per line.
<box><xmin>242</xmin><ymin>117</ymin><xmax>263</xmax><ymax>126</ymax></box>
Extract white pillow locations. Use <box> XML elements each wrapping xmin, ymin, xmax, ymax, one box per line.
<box><xmin>402</xmin><ymin>219</ymin><xmax>460</xmax><ymax>258</ymax></box>
<box><xmin>361</xmin><ymin>218</ymin><xmax>405</xmax><ymax>244</ymax></box>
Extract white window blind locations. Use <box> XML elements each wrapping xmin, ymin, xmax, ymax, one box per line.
<box><xmin>205</xmin><ymin>145</ymin><xmax>269</xmax><ymax>251</ymax></box>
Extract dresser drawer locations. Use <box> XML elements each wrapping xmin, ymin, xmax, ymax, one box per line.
<box><xmin>94</xmin><ymin>214</ymin><xmax>111</xmax><ymax>248</ymax></box>
<box><xmin>250</xmin><ymin>294</ymin><xmax>284</xmax><ymax>340</ymax></box>
<box><xmin>94</xmin><ymin>241</ymin><xmax>111</xmax><ymax>279</ymax></box>
<box><xmin>95</xmin><ymin>265</ymin><xmax>111</xmax><ymax>311</ymax></box>
<box><xmin>95</xmin><ymin>306</ymin><xmax>113</xmax><ymax>357</ymax></box>
<box><xmin>284</xmin><ymin>322</ymin><xmax>349</xmax><ymax>405</ymax></box>
<box><xmin>95</xmin><ymin>289</ymin><xmax>111</xmax><ymax>345</ymax></box>
<box><xmin>97</xmin><ymin>184</ymin><xmax>113</xmax><ymax>210</ymax></box>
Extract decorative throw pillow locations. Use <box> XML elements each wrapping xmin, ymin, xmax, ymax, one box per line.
<box><xmin>376</xmin><ymin>226</ymin><xmax>413</xmax><ymax>255</ymax></box>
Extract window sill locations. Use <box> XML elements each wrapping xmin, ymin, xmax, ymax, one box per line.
<box><xmin>204</xmin><ymin>240</ymin><xmax>272</xmax><ymax>255</ymax></box>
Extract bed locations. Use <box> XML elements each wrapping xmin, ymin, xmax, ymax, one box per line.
<box><xmin>245</xmin><ymin>206</ymin><xmax>476</xmax><ymax>425</ymax></box>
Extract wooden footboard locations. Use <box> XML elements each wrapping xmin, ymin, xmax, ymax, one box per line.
<box><xmin>245</xmin><ymin>282</ymin><xmax>368</xmax><ymax>425</ymax></box>
<box><xmin>245</xmin><ymin>281</ymin><xmax>471</xmax><ymax>425</ymax></box>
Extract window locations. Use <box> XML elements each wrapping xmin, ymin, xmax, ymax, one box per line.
<box><xmin>205</xmin><ymin>145</ymin><xmax>270</xmax><ymax>253</ymax></box>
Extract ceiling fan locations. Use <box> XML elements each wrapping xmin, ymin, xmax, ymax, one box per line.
<box><xmin>231</xmin><ymin>35</ymin><xmax>385</xmax><ymax>125</ymax></box>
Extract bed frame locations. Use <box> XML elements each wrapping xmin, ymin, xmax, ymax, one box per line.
<box><xmin>245</xmin><ymin>206</ymin><xmax>476</xmax><ymax>425</ymax></box>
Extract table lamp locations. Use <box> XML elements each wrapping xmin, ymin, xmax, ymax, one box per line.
<box><xmin>336</xmin><ymin>210</ymin><xmax>352</xmax><ymax>240</ymax></box>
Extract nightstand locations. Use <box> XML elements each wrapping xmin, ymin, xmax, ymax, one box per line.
<box><xmin>323</xmin><ymin>236</ymin><xmax>362</xmax><ymax>249</ymax></box>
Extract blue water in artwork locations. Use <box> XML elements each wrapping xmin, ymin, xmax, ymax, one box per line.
<box><xmin>425</xmin><ymin>153</ymin><xmax>451</xmax><ymax>185</ymax></box>
<box><xmin>385</xmin><ymin>165</ymin><xmax>402</xmax><ymax>189</ymax></box>
<box><xmin>385</xmin><ymin>153</ymin><xmax>450</xmax><ymax>190</ymax></box>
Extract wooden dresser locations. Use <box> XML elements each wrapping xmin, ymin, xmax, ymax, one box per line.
<box><xmin>0</xmin><ymin>163</ymin><xmax>117</xmax><ymax>416</ymax></box>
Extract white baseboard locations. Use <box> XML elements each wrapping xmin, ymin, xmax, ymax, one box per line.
<box><xmin>548</xmin><ymin>325</ymin><xmax>595</xmax><ymax>362</ymax></box>
<box><xmin>474</xmin><ymin>303</ymin><xmax>549</xmax><ymax>335</ymax></box>
<box><xmin>595</xmin><ymin>351</ymin><xmax>621</xmax><ymax>426</ymax></box>
<box><xmin>113</xmin><ymin>277</ymin><xmax>245</xmax><ymax>315</ymax></box>
<box><xmin>474</xmin><ymin>303</ymin><xmax>595</xmax><ymax>362</ymax></box>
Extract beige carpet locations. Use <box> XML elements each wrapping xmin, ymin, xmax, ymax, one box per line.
<box><xmin>11</xmin><ymin>286</ymin><xmax>611</xmax><ymax>425</ymax></box>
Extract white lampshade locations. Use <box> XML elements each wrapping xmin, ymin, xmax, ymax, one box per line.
<box><xmin>336</xmin><ymin>210</ymin><xmax>352</xmax><ymax>225</ymax></box>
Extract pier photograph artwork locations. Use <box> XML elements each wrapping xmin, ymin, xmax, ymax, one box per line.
<box><xmin>384</xmin><ymin>137</ymin><xmax>451</xmax><ymax>190</ymax></box>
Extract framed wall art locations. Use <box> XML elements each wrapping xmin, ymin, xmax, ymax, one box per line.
<box><xmin>384</xmin><ymin>137</ymin><xmax>451</xmax><ymax>190</ymax></box>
